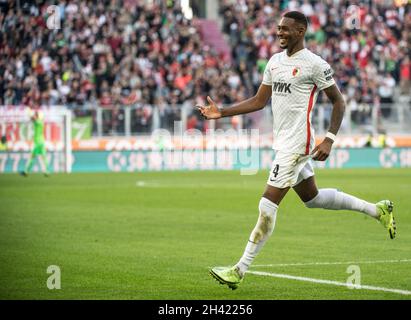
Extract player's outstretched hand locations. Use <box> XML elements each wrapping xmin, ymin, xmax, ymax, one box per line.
<box><xmin>311</xmin><ymin>139</ymin><xmax>333</xmax><ymax>161</ymax></box>
<box><xmin>196</xmin><ymin>96</ymin><xmax>222</xmax><ymax>120</ymax></box>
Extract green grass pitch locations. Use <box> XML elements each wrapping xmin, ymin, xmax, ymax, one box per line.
<box><xmin>0</xmin><ymin>169</ymin><xmax>410</xmax><ymax>300</ymax></box>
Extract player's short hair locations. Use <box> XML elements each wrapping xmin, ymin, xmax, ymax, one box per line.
<box><xmin>283</xmin><ymin>11</ymin><xmax>308</xmax><ymax>29</ymax></box>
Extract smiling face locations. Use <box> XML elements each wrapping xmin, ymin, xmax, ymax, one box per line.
<box><xmin>277</xmin><ymin>17</ymin><xmax>306</xmax><ymax>50</ymax></box>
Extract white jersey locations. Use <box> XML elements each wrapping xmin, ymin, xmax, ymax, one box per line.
<box><xmin>262</xmin><ymin>48</ymin><xmax>335</xmax><ymax>155</ymax></box>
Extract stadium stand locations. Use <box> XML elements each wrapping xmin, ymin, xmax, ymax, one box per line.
<box><xmin>219</xmin><ymin>0</ymin><xmax>411</xmax><ymax>123</ymax></box>
<box><xmin>0</xmin><ymin>0</ymin><xmax>410</xmax><ymax>134</ymax></box>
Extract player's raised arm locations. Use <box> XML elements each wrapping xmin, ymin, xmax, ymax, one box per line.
<box><xmin>196</xmin><ymin>84</ymin><xmax>271</xmax><ymax>120</ymax></box>
<box><xmin>311</xmin><ymin>84</ymin><xmax>345</xmax><ymax>161</ymax></box>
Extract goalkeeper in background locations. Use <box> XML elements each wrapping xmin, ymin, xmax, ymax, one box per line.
<box><xmin>20</xmin><ymin>110</ymin><xmax>50</xmax><ymax>177</ymax></box>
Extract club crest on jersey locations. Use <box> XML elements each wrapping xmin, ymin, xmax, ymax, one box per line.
<box><xmin>292</xmin><ymin>67</ymin><xmax>301</xmax><ymax>77</ymax></box>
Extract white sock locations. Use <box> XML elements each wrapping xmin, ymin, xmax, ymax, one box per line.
<box><xmin>304</xmin><ymin>188</ymin><xmax>378</xmax><ymax>218</ymax></box>
<box><xmin>235</xmin><ymin>197</ymin><xmax>278</xmax><ymax>276</ymax></box>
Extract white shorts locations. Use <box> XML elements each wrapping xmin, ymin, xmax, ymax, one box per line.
<box><xmin>266</xmin><ymin>151</ymin><xmax>315</xmax><ymax>189</ymax></box>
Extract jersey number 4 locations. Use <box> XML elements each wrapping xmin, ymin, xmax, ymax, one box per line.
<box><xmin>270</xmin><ymin>164</ymin><xmax>280</xmax><ymax>181</ymax></box>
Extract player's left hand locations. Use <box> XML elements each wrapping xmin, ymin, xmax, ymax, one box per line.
<box><xmin>311</xmin><ymin>138</ymin><xmax>333</xmax><ymax>161</ymax></box>
<box><xmin>195</xmin><ymin>96</ymin><xmax>222</xmax><ymax>120</ymax></box>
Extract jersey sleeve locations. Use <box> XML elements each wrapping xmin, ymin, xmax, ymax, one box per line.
<box><xmin>312</xmin><ymin>59</ymin><xmax>335</xmax><ymax>91</ymax></box>
<box><xmin>262</xmin><ymin>60</ymin><xmax>272</xmax><ymax>86</ymax></box>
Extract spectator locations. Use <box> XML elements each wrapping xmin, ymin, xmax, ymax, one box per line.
<box><xmin>400</xmin><ymin>56</ymin><xmax>411</xmax><ymax>94</ymax></box>
<box><xmin>378</xmin><ymin>73</ymin><xmax>396</xmax><ymax>118</ymax></box>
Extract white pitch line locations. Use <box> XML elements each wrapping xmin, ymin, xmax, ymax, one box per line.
<box><xmin>252</xmin><ymin>259</ymin><xmax>411</xmax><ymax>268</ymax></box>
<box><xmin>247</xmin><ymin>270</ymin><xmax>411</xmax><ymax>296</ymax></box>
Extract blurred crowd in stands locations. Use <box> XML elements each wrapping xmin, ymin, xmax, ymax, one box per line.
<box><xmin>220</xmin><ymin>0</ymin><xmax>411</xmax><ymax>126</ymax></box>
<box><xmin>0</xmin><ymin>0</ymin><xmax>410</xmax><ymax>134</ymax></box>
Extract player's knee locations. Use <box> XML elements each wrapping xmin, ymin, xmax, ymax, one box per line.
<box><xmin>304</xmin><ymin>191</ymin><xmax>323</xmax><ymax>208</ymax></box>
<box><xmin>259</xmin><ymin>197</ymin><xmax>277</xmax><ymax>214</ymax></box>
<box><xmin>305</xmin><ymin>199</ymin><xmax>319</xmax><ymax>208</ymax></box>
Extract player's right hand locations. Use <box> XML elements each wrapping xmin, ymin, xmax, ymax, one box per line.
<box><xmin>311</xmin><ymin>139</ymin><xmax>333</xmax><ymax>161</ymax></box>
<box><xmin>196</xmin><ymin>96</ymin><xmax>222</xmax><ymax>120</ymax></box>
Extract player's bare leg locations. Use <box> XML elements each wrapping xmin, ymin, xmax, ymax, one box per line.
<box><xmin>293</xmin><ymin>176</ymin><xmax>396</xmax><ymax>239</ymax></box>
<box><xmin>210</xmin><ymin>185</ymin><xmax>289</xmax><ymax>289</ymax></box>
